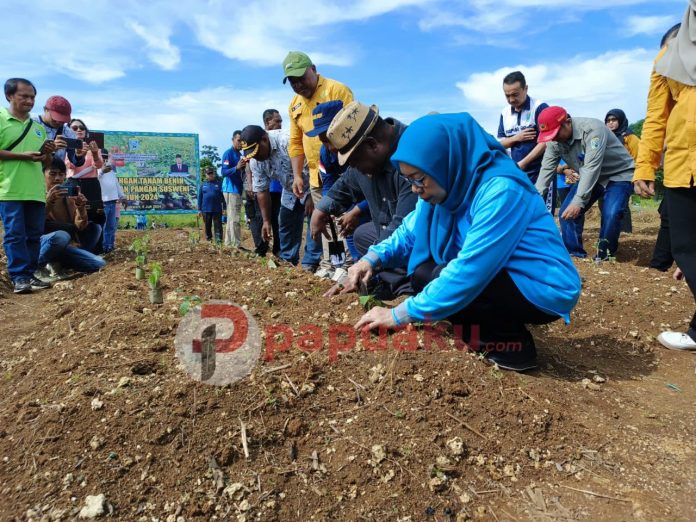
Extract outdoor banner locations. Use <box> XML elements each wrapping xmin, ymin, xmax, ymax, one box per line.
<box><xmin>95</xmin><ymin>130</ymin><xmax>200</xmax><ymax>214</ymax></box>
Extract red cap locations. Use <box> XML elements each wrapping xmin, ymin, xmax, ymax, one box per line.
<box><xmin>44</xmin><ymin>95</ymin><xmax>72</xmax><ymax>124</ymax></box>
<box><xmin>537</xmin><ymin>106</ymin><xmax>568</xmax><ymax>143</ymax></box>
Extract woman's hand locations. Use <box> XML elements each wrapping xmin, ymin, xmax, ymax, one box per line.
<box><xmin>354</xmin><ymin>306</ymin><xmax>396</xmax><ymax>331</ymax></box>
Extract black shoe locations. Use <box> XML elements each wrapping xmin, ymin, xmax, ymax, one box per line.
<box><xmin>28</xmin><ymin>276</ymin><xmax>50</xmax><ymax>291</ymax></box>
<box><xmin>485</xmin><ymin>351</ymin><xmax>538</xmax><ymax>372</ymax></box>
<box><xmin>13</xmin><ymin>279</ymin><xmax>32</xmax><ymax>294</ymax></box>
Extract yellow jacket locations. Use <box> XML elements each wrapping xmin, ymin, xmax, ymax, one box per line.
<box><xmin>287</xmin><ymin>75</ymin><xmax>353</xmax><ymax>188</ymax></box>
<box><xmin>634</xmin><ymin>48</ymin><xmax>696</xmax><ymax>188</ymax></box>
<box><xmin>623</xmin><ymin>133</ymin><xmax>640</xmax><ymax>162</ymax></box>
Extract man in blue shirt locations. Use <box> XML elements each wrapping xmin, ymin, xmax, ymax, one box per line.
<box><xmin>198</xmin><ymin>167</ymin><xmax>225</xmax><ymax>242</ymax></box>
<box><xmin>220</xmin><ymin>130</ymin><xmax>246</xmax><ymax>247</ymax></box>
<box><xmin>497</xmin><ymin>71</ymin><xmax>553</xmax><ymax>211</ymax></box>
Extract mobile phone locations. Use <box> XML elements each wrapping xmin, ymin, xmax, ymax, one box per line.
<box><xmin>59</xmin><ymin>181</ymin><xmax>78</xmax><ymax>197</ymax></box>
<box><xmin>39</xmin><ymin>139</ymin><xmax>54</xmax><ymax>154</ymax></box>
<box><xmin>64</xmin><ymin>138</ymin><xmax>83</xmax><ymax>150</ymax></box>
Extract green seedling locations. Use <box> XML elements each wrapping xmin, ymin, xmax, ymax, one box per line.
<box><xmin>148</xmin><ymin>262</ymin><xmax>162</xmax><ymax>289</ymax></box>
<box><xmin>179</xmin><ymin>295</ymin><xmax>202</xmax><ymax>316</ymax></box>
<box><xmin>359</xmin><ymin>294</ymin><xmax>384</xmax><ymax>311</ymax></box>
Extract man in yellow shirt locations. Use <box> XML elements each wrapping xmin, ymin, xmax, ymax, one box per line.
<box><xmin>283</xmin><ymin>51</ymin><xmax>353</xmax><ymax>274</ymax></box>
<box><xmin>634</xmin><ymin>5</ymin><xmax>696</xmax><ymax>352</ymax></box>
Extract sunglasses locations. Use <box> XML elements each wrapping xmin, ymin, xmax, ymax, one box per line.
<box><xmin>70</xmin><ymin>125</ymin><xmax>86</xmax><ymax>131</ymax></box>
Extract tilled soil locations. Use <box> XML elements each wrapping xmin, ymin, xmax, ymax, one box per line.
<box><xmin>0</xmin><ymin>208</ymin><xmax>694</xmax><ymax>521</ymax></box>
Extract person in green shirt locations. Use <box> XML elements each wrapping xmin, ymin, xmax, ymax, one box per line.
<box><xmin>0</xmin><ymin>78</ymin><xmax>54</xmax><ymax>293</ymax></box>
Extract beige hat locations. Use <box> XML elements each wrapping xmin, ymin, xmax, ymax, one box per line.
<box><xmin>326</xmin><ymin>101</ymin><xmax>379</xmax><ymax>165</ymax></box>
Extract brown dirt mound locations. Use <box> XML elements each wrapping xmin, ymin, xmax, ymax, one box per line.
<box><xmin>1</xmin><ymin>209</ymin><xmax>695</xmax><ymax>521</ymax></box>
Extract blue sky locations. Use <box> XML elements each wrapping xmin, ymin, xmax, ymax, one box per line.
<box><xmin>4</xmin><ymin>0</ymin><xmax>686</xmax><ymax>157</ymax></box>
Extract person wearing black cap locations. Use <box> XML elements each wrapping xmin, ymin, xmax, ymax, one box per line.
<box><xmin>240</xmin><ymin>125</ymin><xmax>320</xmax><ymax>268</ymax></box>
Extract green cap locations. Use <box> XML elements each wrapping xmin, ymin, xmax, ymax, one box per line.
<box><xmin>282</xmin><ymin>51</ymin><xmax>312</xmax><ymax>84</ymax></box>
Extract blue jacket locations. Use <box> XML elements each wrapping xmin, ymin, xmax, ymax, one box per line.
<box><xmin>364</xmin><ymin>113</ymin><xmax>581</xmax><ymax>325</ymax></box>
<box><xmin>221</xmin><ymin>147</ymin><xmax>244</xmax><ymax>194</ymax></box>
<box><xmin>198</xmin><ymin>180</ymin><xmax>225</xmax><ymax>213</ymax></box>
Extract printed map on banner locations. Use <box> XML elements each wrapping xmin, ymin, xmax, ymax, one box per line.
<box><xmin>95</xmin><ymin>130</ymin><xmax>200</xmax><ymax>214</ymax></box>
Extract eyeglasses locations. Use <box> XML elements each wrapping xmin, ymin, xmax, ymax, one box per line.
<box><xmin>70</xmin><ymin>125</ymin><xmax>86</xmax><ymax>131</ymax></box>
<box><xmin>401</xmin><ymin>174</ymin><xmax>426</xmax><ymax>188</ymax></box>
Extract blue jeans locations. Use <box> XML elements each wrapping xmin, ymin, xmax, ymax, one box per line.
<box><xmin>103</xmin><ymin>200</ymin><xmax>118</xmax><ymax>252</ymax></box>
<box><xmin>78</xmin><ymin>222</ymin><xmax>103</xmax><ymax>254</ymax></box>
<box><xmin>559</xmin><ymin>180</ymin><xmax>633</xmax><ymax>259</ymax></box>
<box><xmin>278</xmin><ymin>199</ymin><xmax>321</xmax><ymax>266</ymax></box>
<box><xmin>0</xmin><ymin>200</ymin><xmax>45</xmax><ymax>283</ymax></box>
<box><xmin>39</xmin><ymin>231</ymin><xmax>106</xmax><ymax>273</ymax></box>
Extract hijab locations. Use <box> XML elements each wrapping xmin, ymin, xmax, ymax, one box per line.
<box><xmin>655</xmin><ymin>1</ymin><xmax>696</xmax><ymax>86</ymax></box>
<box><xmin>605</xmin><ymin>109</ymin><xmax>633</xmax><ymax>138</ymax></box>
<box><xmin>390</xmin><ymin>112</ymin><xmax>537</xmax><ymax>274</ymax></box>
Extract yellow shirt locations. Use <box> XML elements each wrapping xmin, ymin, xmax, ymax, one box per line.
<box><xmin>634</xmin><ymin>48</ymin><xmax>696</xmax><ymax>188</ymax></box>
<box><xmin>623</xmin><ymin>133</ymin><xmax>640</xmax><ymax>162</ymax></box>
<box><xmin>287</xmin><ymin>75</ymin><xmax>353</xmax><ymax>188</ymax></box>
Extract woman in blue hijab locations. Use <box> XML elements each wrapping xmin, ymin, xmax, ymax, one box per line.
<box><xmin>345</xmin><ymin>112</ymin><xmax>582</xmax><ymax>371</ymax></box>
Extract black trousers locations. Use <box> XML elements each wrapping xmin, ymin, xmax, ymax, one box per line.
<box><xmin>244</xmin><ymin>196</ymin><xmax>268</xmax><ymax>256</ymax></box>
<box><xmin>270</xmin><ymin>191</ymin><xmax>282</xmax><ymax>257</ymax></box>
<box><xmin>411</xmin><ymin>260</ymin><xmax>558</xmax><ymax>355</ymax></box>
<box><xmin>203</xmin><ymin>212</ymin><xmax>222</xmax><ymax>242</ymax></box>
<box><xmin>665</xmin><ymin>187</ymin><xmax>696</xmax><ymax>338</ymax></box>
<box><xmin>650</xmin><ymin>199</ymin><xmax>674</xmax><ymax>271</ymax></box>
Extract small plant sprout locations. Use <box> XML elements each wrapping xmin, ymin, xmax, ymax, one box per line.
<box><xmin>135</xmin><ymin>255</ymin><xmax>146</xmax><ymax>280</ymax></box>
<box><xmin>179</xmin><ymin>295</ymin><xmax>202</xmax><ymax>316</ymax></box>
<box><xmin>148</xmin><ymin>262</ymin><xmax>163</xmax><ymax>304</ymax></box>
<box><xmin>148</xmin><ymin>262</ymin><xmax>162</xmax><ymax>289</ymax></box>
<box><xmin>359</xmin><ymin>294</ymin><xmax>385</xmax><ymax>311</ymax></box>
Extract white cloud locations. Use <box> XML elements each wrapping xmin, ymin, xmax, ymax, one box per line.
<box><xmin>626</xmin><ymin>15</ymin><xmax>677</xmax><ymax>36</ymax></box>
<box><xmin>419</xmin><ymin>0</ymin><xmax>683</xmax><ymax>34</ymax></box>
<box><xmin>127</xmin><ymin>21</ymin><xmax>181</xmax><ymax>70</ymax></box>
<box><xmin>51</xmin><ymin>86</ymin><xmax>292</xmax><ymax>157</ymax></box>
<box><xmin>456</xmin><ymin>49</ymin><xmax>656</xmax><ymax>133</ymax></box>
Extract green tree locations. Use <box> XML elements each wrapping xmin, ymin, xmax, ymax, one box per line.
<box><xmin>629</xmin><ymin>119</ymin><xmax>644</xmax><ymax>137</ymax></box>
<box><xmin>201</xmin><ymin>145</ymin><xmax>221</xmax><ymax>168</ymax></box>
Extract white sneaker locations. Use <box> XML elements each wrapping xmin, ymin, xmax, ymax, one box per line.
<box><xmin>657</xmin><ymin>331</ymin><xmax>696</xmax><ymax>351</ymax></box>
<box><xmin>47</xmin><ymin>263</ymin><xmax>77</xmax><ymax>281</ymax></box>
<box><xmin>315</xmin><ymin>267</ymin><xmax>335</xmax><ymax>279</ymax></box>
<box><xmin>331</xmin><ymin>267</ymin><xmax>348</xmax><ymax>285</ymax></box>
<box><xmin>33</xmin><ymin>267</ymin><xmax>56</xmax><ymax>283</ymax></box>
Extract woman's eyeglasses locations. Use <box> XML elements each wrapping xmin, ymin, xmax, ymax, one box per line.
<box><xmin>401</xmin><ymin>174</ymin><xmax>426</xmax><ymax>188</ymax></box>
<box><xmin>70</xmin><ymin>125</ymin><xmax>86</xmax><ymax>131</ymax></box>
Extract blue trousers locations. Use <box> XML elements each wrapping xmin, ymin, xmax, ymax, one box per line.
<box><xmin>277</xmin><ymin>199</ymin><xmax>320</xmax><ymax>266</ymax></box>
<box><xmin>559</xmin><ymin>180</ymin><xmax>633</xmax><ymax>259</ymax></box>
<box><xmin>102</xmin><ymin>200</ymin><xmax>118</xmax><ymax>252</ymax></box>
<box><xmin>0</xmin><ymin>200</ymin><xmax>45</xmax><ymax>283</ymax></box>
<box><xmin>39</xmin><ymin>231</ymin><xmax>106</xmax><ymax>273</ymax></box>
<box><xmin>78</xmin><ymin>222</ymin><xmax>103</xmax><ymax>254</ymax></box>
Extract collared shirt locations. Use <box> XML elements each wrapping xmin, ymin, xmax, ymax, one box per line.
<box><xmin>634</xmin><ymin>47</ymin><xmax>696</xmax><ymax>188</ymax></box>
<box><xmin>315</xmin><ymin>119</ymin><xmax>417</xmax><ymax>241</ymax></box>
<box><xmin>250</xmin><ymin>129</ymin><xmax>309</xmax><ymax>211</ymax></box>
<box><xmin>0</xmin><ymin>108</ymin><xmax>46</xmax><ymax>202</ymax></box>
<box><xmin>497</xmin><ymin>95</ymin><xmax>548</xmax><ymax>178</ymax></box>
<box><xmin>536</xmin><ymin>117</ymin><xmax>634</xmax><ymax>208</ymax></box>
<box><xmin>287</xmin><ymin>75</ymin><xmax>353</xmax><ymax>188</ymax></box>
<box><xmin>221</xmin><ymin>146</ymin><xmax>244</xmax><ymax>194</ymax></box>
